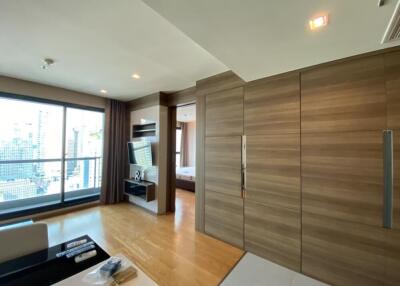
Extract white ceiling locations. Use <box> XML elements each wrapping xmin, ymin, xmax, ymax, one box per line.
<box><xmin>0</xmin><ymin>0</ymin><xmax>227</xmax><ymax>101</ymax></box>
<box><xmin>1</xmin><ymin>1</ymin><xmax>400</xmax><ymax>101</ymax></box>
<box><xmin>177</xmin><ymin>104</ymin><xmax>196</xmax><ymax>122</ymax></box>
<box><xmin>144</xmin><ymin>0</ymin><xmax>400</xmax><ymax>82</ymax></box>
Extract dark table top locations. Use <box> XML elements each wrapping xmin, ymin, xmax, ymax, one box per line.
<box><xmin>0</xmin><ymin>235</ymin><xmax>110</xmax><ymax>286</ymax></box>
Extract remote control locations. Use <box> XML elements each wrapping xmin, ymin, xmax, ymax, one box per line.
<box><xmin>66</xmin><ymin>239</ymin><xmax>87</xmax><ymax>249</ymax></box>
<box><xmin>56</xmin><ymin>241</ymin><xmax>94</xmax><ymax>257</ymax></box>
<box><xmin>74</xmin><ymin>250</ymin><xmax>97</xmax><ymax>263</ymax></box>
<box><xmin>66</xmin><ymin>244</ymin><xmax>95</xmax><ymax>258</ymax></box>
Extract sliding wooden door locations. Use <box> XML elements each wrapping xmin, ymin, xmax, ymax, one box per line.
<box><xmin>204</xmin><ymin>87</ymin><xmax>244</xmax><ymax>248</ymax></box>
<box><xmin>244</xmin><ymin>73</ymin><xmax>301</xmax><ymax>271</ymax></box>
<box><xmin>301</xmin><ymin>55</ymin><xmax>388</xmax><ymax>286</ymax></box>
<box><xmin>384</xmin><ymin>51</ymin><xmax>400</xmax><ymax>286</ymax></box>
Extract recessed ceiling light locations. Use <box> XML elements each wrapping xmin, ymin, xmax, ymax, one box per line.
<box><xmin>100</xmin><ymin>89</ymin><xmax>107</xmax><ymax>94</ymax></box>
<box><xmin>131</xmin><ymin>73</ymin><xmax>141</xmax><ymax>79</ymax></box>
<box><xmin>309</xmin><ymin>15</ymin><xmax>328</xmax><ymax>30</ymax></box>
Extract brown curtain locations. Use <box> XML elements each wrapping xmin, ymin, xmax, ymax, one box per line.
<box><xmin>101</xmin><ymin>99</ymin><xmax>128</xmax><ymax>204</ymax></box>
<box><xmin>178</xmin><ymin>121</ymin><xmax>189</xmax><ymax>167</ymax></box>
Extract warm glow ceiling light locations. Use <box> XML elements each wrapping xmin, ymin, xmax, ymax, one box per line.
<box><xmin>100</xmin><ymin>89</ymin><xmax>107</xmax><ymax>94</ymax></box>
<box><xmin>309</xmin><ymin>15</ymin><xmax>328</xmax><ymax>30</ymax></box>
<box><xmin>131</xmin><ymin>73</ymin><xmax>141</xmax><ymax>79</ymax></box>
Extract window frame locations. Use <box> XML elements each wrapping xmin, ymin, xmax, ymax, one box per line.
<box><xmin>0</xmin><ymin>91</ymin><xmax>105</xmax><ymax>220</ymax></box>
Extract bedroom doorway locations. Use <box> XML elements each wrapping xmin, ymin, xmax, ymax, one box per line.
<box><xmin>174</xmin><ymin>104</ymin><xmax>196</xmax><ymax>223</ymax></box>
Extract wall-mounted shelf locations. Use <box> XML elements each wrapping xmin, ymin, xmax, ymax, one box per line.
<box><xmin>124</xmin><ymin>179</ymin><xmax>155</xmax><ymax>202</ymax></box>
<box><xmin>132</xmin><ymin>123</ymin><xmax>156</xmax><ymax>138</ymax></box>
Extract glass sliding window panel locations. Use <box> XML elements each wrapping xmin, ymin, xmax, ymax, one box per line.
<box><xmin>0</xmin><ymin>98</ymin><xmax>63</xmax><ymax>214</ymax></box>
<box><xmin>176</xmin><ymin>128</ymin><xmax>182</xmax><ymax>168</ymax></box>
<box><xmin>64</xmin><ymin>158</ymin><xmax>101</xmax><ymax>200</ymax></box>
<box><xmin>64</xmin><ymin>108</ymin><xmax>104</xmax><ymax>200</ymax></box>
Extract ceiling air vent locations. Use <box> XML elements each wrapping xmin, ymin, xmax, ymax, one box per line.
<box><xmin>382</xmin><ymin>0</ymin><xmax>400</xmax><ymax>43</ymax></box>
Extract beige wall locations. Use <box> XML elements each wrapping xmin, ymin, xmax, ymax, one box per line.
<box><xmin>0</xmin><ymin>76</ymin><xmax>106</xmax><ymax>108</ymax></box>
<box><xmin>187</xmin><ymin>121</ymin><xmax>196</xmax><ymax>167</ymax></box>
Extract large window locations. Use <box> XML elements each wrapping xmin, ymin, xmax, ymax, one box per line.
<box><xmin>0</xmin><ymin>96</ymin><xmax>104</xmax><ymax>217</ymax></box>
<box><xmin>64</xmin><ymin>108</ymin><xmax>103</xmax><ymax>201</ymax></box>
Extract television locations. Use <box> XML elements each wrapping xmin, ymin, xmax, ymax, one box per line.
<box><xmin>127</xmin><ymin>141</ymin><xmax>153</xmax><ymax>168</ymax></box>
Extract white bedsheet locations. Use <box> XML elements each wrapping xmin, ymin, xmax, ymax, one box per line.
<box><xmin>176</xmin><ymin>166</ymin><xmax>195</xmax><ymax>181</ymax></box>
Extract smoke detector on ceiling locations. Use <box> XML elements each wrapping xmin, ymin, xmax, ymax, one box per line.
<box><xmin>382</xmin><ymin>0</ymin><xmax>400</xmax><ymax>43</ymax></box>
<box><xmin>41</xmin><ymin>58</ymin><xmax>55</xmax><ymax>70</ymax></box>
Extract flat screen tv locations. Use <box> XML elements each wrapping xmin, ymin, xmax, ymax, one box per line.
<box><xmin>127</xmin><ymin>141</ymin><xmax>153</xmax><ymax>168</ymax></box>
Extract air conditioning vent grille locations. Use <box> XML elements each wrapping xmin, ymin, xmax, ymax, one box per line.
<box><xmin>382</xmin><ymin>0</ymin><xmax>400</xmax><ymax>43</ymax></box>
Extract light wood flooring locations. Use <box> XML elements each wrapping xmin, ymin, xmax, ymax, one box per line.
<box><xmin>39</xmin><ymin>189</ymin><xmax>243</xmax><ymax>286</ymax></box>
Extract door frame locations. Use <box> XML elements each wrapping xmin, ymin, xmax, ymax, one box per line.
<box><xmin>166</xmin><ymin>91</ymin><xmax>204</xmax><ymax>231</ymax></box>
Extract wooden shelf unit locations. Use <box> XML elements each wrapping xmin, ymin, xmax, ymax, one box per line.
<box><xmin>132</xmin><ymin>123</ymin><xmax>156</xmax><ymax>138</ymax></box>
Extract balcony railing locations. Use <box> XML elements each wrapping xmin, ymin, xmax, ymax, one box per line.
<box><xmin>0</xmin><ymin>156</ymin><xmax>102</xmax><ymax>214</ymax></box>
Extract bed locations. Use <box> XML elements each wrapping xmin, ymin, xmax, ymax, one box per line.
<box><xmin>176</xmin><ymin>166</ymin><xmax>195</xmax><ymax>192</ymax></box>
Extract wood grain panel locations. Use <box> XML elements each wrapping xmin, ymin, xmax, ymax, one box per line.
<box><xmin>127</xmin><ymin>92</ymin><xmax>162</xmax><ymax>111</ymax></box>
<box><xmin>246</xmin><ymin>134</ymin><xmax>300</xmax><ymax>210</ymax></box>
<box><xmin>245</xmin><ymin>200</ymin><xmax>300</xmax><ymax>271</ymax></box>
<box><xmin>302</xmin><ymin>211</ymin><xmax>386</xmax><ymax>286</ymax></box>
<box><xmin>166</xmin><ymin>106</ymin><xmax>176</xmax><ymax>212</ymax></box>
<box><xmin>385</xmin><ymin>229</ymin><xmax>400</xmax><ymax>286</ymax></box>
<box><xmin>205</xmin><ymin>136</ymin><xmax>242</xmax><ymax>197</ymax></box>
<box><xmin>205</xmin><ymin>191</ymin><xmax>243</xmax><ymax>248</ymax></box>
<box><xmin>205</xmin><ymin>87</ymin><xmax>243</xmax><ymax>137</ymax></box>
<box><xmin>244</xmin><ymin>73</ymin><xmax>300</xmax><ymax>135</ymax></box>
<box><xmin>167</xmin><ymin>86</ymin><xmax>196</xmax><ymax>107</ymax></box>
<box><xmin>394</xmin><ymin>130</ymin><xmax>400</xmax><ymax>231</ymax></box>
<box><xmin>384</xmin><ymin>52</ymin><xmax>400</xmax><ymax>129</ymax></box>
<box><xmin>195</xmin><ymin>94</ymin><xmax>205</xmax><ymax>232</ymax></box>
<box><xmin>301</xmin><ymin>55</ymin><xmax>386</xmax><ymax>133</ymax></box>
<box><xmin>302</xmin><ymin>131</ymin><xmax>384</xmax><ymax>227</ymax></box>
<box><xmin>196</xmin><ymin>71</ymin><xmax>244</xmax><ymax>96</ymax></box>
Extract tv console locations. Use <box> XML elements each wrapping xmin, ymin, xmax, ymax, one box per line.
<box><xmin>124</xmin><ymin>179</ymin><xmax>155</xmax><ymax>202</ymax></box>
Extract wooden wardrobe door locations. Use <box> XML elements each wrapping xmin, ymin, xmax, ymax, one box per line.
<box><xmin>245</xmin><ymin>135</ymin><xmax>301</xmax><ymax>271</ymax></box>
<box><xmin>205</xmin><ymin>87</ymin><xmax>243</xmax><ymax>137</ymax></box>
<box><xmin>244</xmin><ymin>73</ymin><xmax>301</xmax><ymax>271</ymax></box>
<box><xmin>384</xmin><ymin>130</ymin><xmax>400</xmax><ymax>286</ymax></box>
<box><xmin>302</xmin><ymin>212</ymin><xmax>386</xmax><ymax>286</ymax></box>
<box><xmin>302</xmin><ymin>131</ymin><xmax>384</xmax><ymax>226</ymax></box>
<box><xmin>245</xmin><ymin>134</ymin><xmax>300</xmax><ymax>209</ymax></box>
<box><xmin>384</xmin><ymin>52</ymin><xmax>400</xmax><ymax>130</ymax></box>
<box><xmin>205</xmin><ymin>191</ymin><xmax>243</xmax><ymax>248</ymax></box>
<box><xmin>392</xmin><ymin>130</ymin><xmax>400</xmax><ymax>231</ymax></box>
<box><xmin>205</xmin><ymin>136</ymin><xmax>242</xmax><ymax>197</ymax></box>
<box><xmin>302</xmin><ymin>131</ymin><xmax>386</xmax><ymax>286</ymax></box>
<box><xmin>244</xmin><ymin>73</ymin><xmax>300</xmax><ymax>135</ymax></box>
<box><xmin>301</xmin><ymin>55</ymin><xmax>387</xmax><ymax>134</ymax></box>
<box><xmin>384</xmin><ymin>53</ymin><xmax>400</xmax><ymax>286</ymax></box>
<box><xmin>204</xmin><ymin>136</ymin><xmax>243</xmax><ymax>248</ymax></box>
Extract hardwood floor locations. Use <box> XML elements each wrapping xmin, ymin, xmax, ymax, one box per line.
<box><xmin>38</xmin><ymin>189</ymin><xmax>243</xmax><ymax>286</ymax></box>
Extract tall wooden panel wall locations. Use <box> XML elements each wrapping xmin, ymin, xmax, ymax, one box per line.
<box><xmin>197</xmin><ymin>49</ymin><xmax>400</xmax><ymax>286</ymax></box>
<box><xmin>199</xmin><ymin>72</ymin><xmax>245</xmax><ymax>248</ymax></box>
<box><xmin>244</xmin><ymin>73</ymin><xmax>301</xmax><ymax>271</ymax></box>
<box><xmin>384</xmin><ymin>51</ymin><xmax>400</xmax><ymax>286</ymax></box>
<box><xmin>301</xmin><ymin>56</ymin><xmax>387</xmax><ymax>286</ymax></box>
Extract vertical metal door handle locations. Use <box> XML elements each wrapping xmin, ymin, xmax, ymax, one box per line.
<box><xmin>241</xmin><ymin>136</ymin><xmax>246</xmax><ymax>198</ymax></box>
<box><xmin>383</xmin><ymin>130</ymin><xmax>393</xmax><ymax>229</ymax></box>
